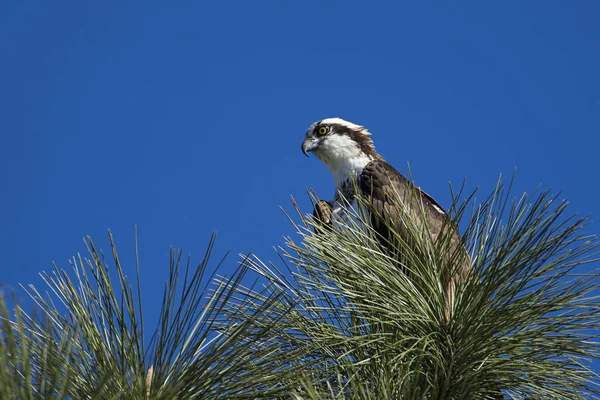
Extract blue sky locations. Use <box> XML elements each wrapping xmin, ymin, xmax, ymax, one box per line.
<box><xmin>1</xmin><ymin>0</ymin><xmax>599</xmax><ymax>368</ymax></box>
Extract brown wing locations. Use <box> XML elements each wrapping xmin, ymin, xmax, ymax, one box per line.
<box><xmin>358</xmin><ymin>159</ymin><xmax>470</xmax><ymax>323</ymax></box>
<box><xmin>358</xmin><ymin>159</ymin><xmax>448</xmax><ymax>243</ymax></box>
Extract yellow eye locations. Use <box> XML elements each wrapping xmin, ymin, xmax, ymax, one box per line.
<box><xmin>317</xmin><ymin>126</ymin><xmax>328</xmax><ymax>136</ymax></box>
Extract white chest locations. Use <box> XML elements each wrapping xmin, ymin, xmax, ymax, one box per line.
<box><xmin>329</xmin><ymin>157</ymin><xmax>369</xmax><ymax>189</ymax></box>
<box><xmin>314</xmin><ymin>134</ymin><xmax>372</xmax><ymax>189</ymax></box>
<box><xmin>323</xmin><ymin>153</ymin><xmax>371</xmax><ymax>212</ymax></box>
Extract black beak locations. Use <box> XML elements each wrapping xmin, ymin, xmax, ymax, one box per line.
<box><xmin>302</xmin><ymin>142</ymin><xmax>309</xmax><ymax>157</ymax></box>
<box><xmin>301</xmin><ymin>139</ymin><xmax>318</xmax><ymax>157</ymax></box>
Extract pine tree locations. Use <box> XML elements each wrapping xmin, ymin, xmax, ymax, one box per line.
<box><xmin>1</xmin><ymin>179</ymin><xmax>599</xmax><ymax>399</ymax></box>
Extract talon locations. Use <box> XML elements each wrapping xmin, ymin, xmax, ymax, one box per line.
<box><xmin>313</xmin><ymin>200</ymin><xmax>333</xmax><ymax>234</ymax></box>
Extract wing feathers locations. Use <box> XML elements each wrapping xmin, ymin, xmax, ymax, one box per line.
<box><xmin>358</xmin><ymin>159</ymin><xmax>447</xmax><ymax>231</ymax></box>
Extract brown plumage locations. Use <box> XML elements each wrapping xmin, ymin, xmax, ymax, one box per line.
<box><xmin>358</xmin><ymin>158</ymin><xmax>471</xmax><ymax>323</ymax></box>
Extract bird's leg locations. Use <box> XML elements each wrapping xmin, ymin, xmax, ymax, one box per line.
<box><xmin>331</xmin><ymin>184</ymin><xmax>356</xmax><ymax>215</ymax></box>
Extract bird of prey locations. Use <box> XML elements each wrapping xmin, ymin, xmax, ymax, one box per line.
<box><xmin>301</xmin><ymin>117</ymin><xmax>470</xmax><ymax>321</ymax></box>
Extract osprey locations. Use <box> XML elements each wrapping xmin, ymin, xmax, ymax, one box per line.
<box><xmin>301</xmin><ymin>117</ymin><xmax>470</xmax><ymax>320</ymax></box>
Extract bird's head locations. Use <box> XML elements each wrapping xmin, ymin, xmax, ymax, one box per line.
<box><xmin>301</xmin><ymin>118</ymin><xmax>378</xmax><ymax>167</ymax></box>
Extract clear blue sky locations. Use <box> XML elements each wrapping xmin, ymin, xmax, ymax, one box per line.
<box><xmin>1</xmin><ymin>0</ymin><xmax>599</xmax><ymax>366</ymax></box>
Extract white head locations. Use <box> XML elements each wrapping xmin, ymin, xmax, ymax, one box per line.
<box><xmin>301</xmin><ymin>118</ymin><xmax>379</xmax><ymax>187</ymax></box>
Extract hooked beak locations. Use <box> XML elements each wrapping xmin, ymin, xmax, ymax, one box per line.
<box><xmin>301</xmin><ymin>138</ymin><xmax>319</xmax><ymax>157</ymax></box>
